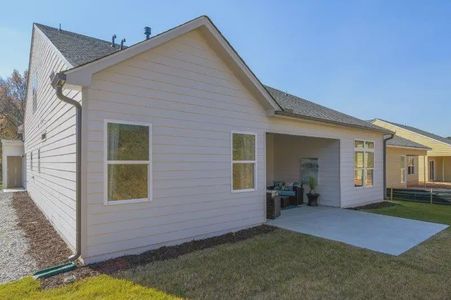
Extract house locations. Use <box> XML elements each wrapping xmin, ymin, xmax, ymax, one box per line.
<box><xmin>24</xmin><ymin>16</ymin><xmax>391</xmax><ymax>263</ymax></box>
<box><xmin>1</xmin><ymin>139</ymin><xmax>25</xmax><ymax>189</ymax></box>
<box><xmin>371</xmin><ymin>119</ymin><xmax>451</xmax><ymax>187</ymax></box>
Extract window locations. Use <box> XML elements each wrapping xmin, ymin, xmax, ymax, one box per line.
<box><xmin>300</xmin><ymin>158</ymin><xmax>319</xmax><ymax>185</ymax></box>
<box><xmin>232</xmin><ymin>132</ymin><xmax>256</xmax><ymax>192</ymax></box>
<box><xmin>400</xmin><ymin>155</ymin><xmax>406</xmax><ymax>183</ymax></box>
<box><xmin>105</xmin><ymin>121</ymin><xmax>151</xmax><ymax>204</ymax></box>
<box><xmin>407</xmin><ymin>156</ymin><xmax>415</xmax><ymax>175</ymax></box>
<box><xmin>30</xmin><ymin>151</ymin><xmax>33</xmax><ymax>171</ymax></box>
<box><xmin>38</xmin><ymin>149</ymin><xmax>41</xmax><ymax>173</ymax></box>
<box><xmin>354</xmin><ymin>140</ymin><xmax>374</xmax><ymax>187</ymax></box>
<box><xmin>32</xmin><ymin>73</ymin><xmax>38</xmax><ymax>113</ymax></box>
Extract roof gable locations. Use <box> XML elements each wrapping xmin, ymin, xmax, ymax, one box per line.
<box><xmin>372</xmin><ymin>119</ymin><xmax>451</xmax><ymax>147</ymax></box>
<box><xmin>58</xmin><ymin>16</ymin><xmax>280</xmax><ymax>112</ymax></box>
<box><xmin>36</xmin><ymin>16</ymin><xmax>388</xmax><ymax>134</ymax></box>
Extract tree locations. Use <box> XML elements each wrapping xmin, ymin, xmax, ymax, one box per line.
<box><xmin>0</xmin><ymin>69</ymin><xmax>27</xmax><ymax>139</ymax></box>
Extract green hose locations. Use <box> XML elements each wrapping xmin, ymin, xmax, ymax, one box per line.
<box><xmin>33</xmin><ymin>262</ymin><xmax>77</xmax><ymax>279</ymax></box>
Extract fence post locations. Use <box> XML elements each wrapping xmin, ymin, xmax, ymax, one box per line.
<box><xmin>430</xmin><ymin>188</ymin><xmax>433</xmax><ymax>204</ymax></box>
<box><xmin>390</xmin><ymin>188</ymin><xmax>393</xmax><ymax>201</ymax></box>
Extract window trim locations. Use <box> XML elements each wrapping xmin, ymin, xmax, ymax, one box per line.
<box><xmin>103</xmin><ymin>119</ymin><xmax>152</xmax><ymax>205</ymax></box>
<box><xmin>231</xmin><ymin>131</ymin><xmax>257</xmax><ymax>193</ymax></box>
<box><xmin>32</xmin><ymin>73</ymin><xmax>38</xmax><ymax>114</ymax></box>
<box><xmin>38</xmin><ymin>149</ymin><xmax>41</xmax><ymax>173</ymax></box>
<box><xmin>407</xmin><ymin>156</ymin><xmax>415</xmax><ymax>175</ymax></box>
<box><xmin>354</xmin><ymin>139</ymin><xmax>375</xmax><ymax>188</ymax></box>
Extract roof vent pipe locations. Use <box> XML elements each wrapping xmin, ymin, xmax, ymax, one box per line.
<box><xmin>144</xmin><ymin>26</ymin><xmax>151</xmax><ymax>40</ymax></box>
<box><xmin>112</xmin><ymin>34</ymin><xmax>117</xmax><ymax>47</ymax></box>
<box><xmin>120</xmin><ymin>38</ymin><xmax>126</xmax><ymax>50</ymax></box>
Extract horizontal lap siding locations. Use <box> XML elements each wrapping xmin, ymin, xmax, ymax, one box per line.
<box><xmin>24</xmin><ymin>28</ymin><xmax>79</xmax><ymax>249</ymax></box>
<box><xmin>84</xmin><ymin>30</ymin><xmax>267</xmax><ymax>261</ymax></box>
<box><xmin>83</xmin><ymin>29</ymin><xmax>386</xmax><ymax>261</ymax></box>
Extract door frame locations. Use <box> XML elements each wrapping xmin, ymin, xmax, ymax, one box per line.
<box><xmin>6</xmin><ymin>155</ymin><xmax>23</xmax><ymax>188</ymax></box>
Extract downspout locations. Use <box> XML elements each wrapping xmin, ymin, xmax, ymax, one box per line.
<box><xmin>51</xmin><ymin>72</ymin><xmax>81</xmax><ymax>262</ymax></box>
<box><xmin>383</xmin><ymin>133</ymin><xmax>395</xmax><ymax>200</ymax></box>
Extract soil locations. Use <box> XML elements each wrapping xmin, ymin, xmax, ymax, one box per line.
<box><xmin>42</xmin><ymin>225</ymin><xmax>275</xmax><ymax>289</ymax></box>
<box><xmin>12</xmin><ymin>192</ymin><xmax>72</xmax><ymax>269</ymax></box>
<box><xmin>12</xmin><ymin>192</ymin><xmax>275</xmax><ymax>289</ymax></box>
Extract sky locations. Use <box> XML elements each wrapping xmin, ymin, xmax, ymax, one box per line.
<box><xmin>1</xmin><ymin>0</ymin><xmax>450</xmax><ymax>136</ymax></box>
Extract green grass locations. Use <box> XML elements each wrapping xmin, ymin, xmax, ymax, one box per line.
<box><xmin>1</xmin><ymin>201</ymin><xmax>450</xmax><ymax>299</ymax></box>
<box><xmin>362</xmin><ymin>200</ymin><xmax>451</xmax><ymax>225</ymax></box>
<box><xmin>0</xmin><ymin>275</ymin><xmax>179</xmax><ymax>300</ymax></box>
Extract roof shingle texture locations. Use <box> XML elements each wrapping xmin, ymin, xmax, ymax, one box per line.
<box><xmin>265</xmin><ymin>86</ymin><xmax>386</xmax><ymax>131</ymax></box>
<box><xmin>35</xmin><ymin>23</ymin><xmax>121</xmax><ymax>67</ymax></box>
<box><xmin>35</xmin><ymin>23</ymin><xmax>387</xmax><ymax>132</ymax></box>
<box><xmin>387</xmin><ymin>135</ymin><xmax>431</xmax><ymax>150</ymax></box>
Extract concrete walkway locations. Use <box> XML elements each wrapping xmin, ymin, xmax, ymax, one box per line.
<box><xmin>267</xmin><ymin>206</ymin><xmax>448</xmax><ymax>255</ymax></box>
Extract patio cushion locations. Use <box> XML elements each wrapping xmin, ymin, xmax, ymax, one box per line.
<box><xmin>278</xmin><ymin>190</ymin><xmax>296</xmax><ymax>197</ymax></box>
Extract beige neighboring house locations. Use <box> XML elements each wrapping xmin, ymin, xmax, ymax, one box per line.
<box><xmin>371</xmin><ymin>119</ymin><xmax>451</xmax><ymax>188</ymax></box>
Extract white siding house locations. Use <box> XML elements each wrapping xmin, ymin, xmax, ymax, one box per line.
<box><xmin>24</xmin><ymin>27</ymin><xmax>82</xmax><ymax>249</ymax></box>
<box><xmin>25</xmin><ymin>16</ymin><xmax>390</xmax><ymax>263</ymax></box>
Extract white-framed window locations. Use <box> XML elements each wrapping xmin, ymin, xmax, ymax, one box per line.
<box><xmin>400</xmin><ymin>155</ymin><xmax>406</xmax><ymax>183</ymax></box>
<box><xmin>407</xmin><ymin>156</ymin><xmax>415</xmax><ymax>175</ymax></box>
<box><xmin>104</xmin><ymin>120</ymin><xmax>152</xmax><ymax>205</ymax></box>
<box><xmin>354</xmin><ymin>140</ymin><xmax>374</xmax><ymax>187</ymax></box>
<box><xmin>38</xmin><ymin>149</ymin><xmax>41</xmax><ymax>173</ymax></box>
<box><xmin>32</xmin><ymin>73</ymin><xmax>38</xmax><ymax>114</ymax></box>
<box><xmin>231</xmin><ymin>132</ymin><xmax>256</xmax><ymax>192</ymax></box>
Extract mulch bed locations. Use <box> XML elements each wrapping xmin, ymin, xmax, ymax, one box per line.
<box><xmin>12</xmin><ymin>191</ymin><xmax>275</xmax><ymax>289</ymax></box>
<box><xmin>12</xmin><ymin>192</ymin><xmax>72</xmax><ymax>269</ymax></box>
<box><xmin>42</xmin><ymin>225</ymin><xmax>275</xmax><ymax>289</ymax></box>
<box><xmin>351</xmin><ymin>201</ymin><xmax>398</xmax><ymax>210</ymax></box>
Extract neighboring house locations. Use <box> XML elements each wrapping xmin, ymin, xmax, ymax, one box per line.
<box><xmin>1</xmin><ymin>139</ymin><xmax>25</xmax><ymax>189</ymax></box>
<box><xmin>371</xmin><ymin>119</ymin><xmax>451</xmax><ymax>186</ymax></box>
<box><xmin>25</xmin><ymin>16</ymin><xmax>390</xmax><ymax>263</ymax></box>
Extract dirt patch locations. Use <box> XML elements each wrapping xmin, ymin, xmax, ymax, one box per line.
<box><xmin>41</xmin><ymin>225</ymin><xmax>275</xmax><ymax>289</ymax></box>
<box><xmin>351</xmin><ymin>201</ymin><xmax>397</xmax><ymax>210</ymax></box>
<box><xmin>12</xmin><ymin>192</ymin><xmax>72</xmax><ymax>269</ymax></box>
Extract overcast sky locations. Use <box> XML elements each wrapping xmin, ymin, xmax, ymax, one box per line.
<box><xmin>1</xmin><ymin>0</ymin><xmax>450</xmax><ymax>136</ymax></box>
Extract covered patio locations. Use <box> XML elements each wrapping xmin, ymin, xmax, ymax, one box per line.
<box><xmin>267</xmin><ymin>206</ymin><xmax>448</xmax><ymax>255</ymax></box>
<box><xmin>266</xmin><ymin>133</ymin><xmax>340</xmax><ymax>207</ymax></box>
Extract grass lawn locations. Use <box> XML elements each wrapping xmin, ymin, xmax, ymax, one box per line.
<box><xmin>1</xmin><ymin>201</ymin><xmax>450</xmax><ymax>299</ymax></box>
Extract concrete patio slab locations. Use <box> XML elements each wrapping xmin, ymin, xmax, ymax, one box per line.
<box><xmin>267</xmin><ymin>206</ymin><xmax>448</xmax><ymax>255</ymax></box>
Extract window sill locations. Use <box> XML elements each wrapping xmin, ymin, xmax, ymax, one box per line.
<box><xmin>104</xmin><ymin>198</ymin><xmax>150</xmax><ymax>205</ymax></box>
<box><xmin>232</xmin><ymin>188</ymin><xmax>256</xmax><ymax>193</ymax></box>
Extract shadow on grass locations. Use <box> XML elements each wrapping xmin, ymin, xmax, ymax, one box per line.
<box><xmin>41</xmin><ymin>225</ymin><xmax>275</xmax><ymax>290</ymax></box>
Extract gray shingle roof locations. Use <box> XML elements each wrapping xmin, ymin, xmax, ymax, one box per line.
<box><xmin>387</xmin><ymin>135</ymin><xmax>431</xmax><ymax>150</ymax></box>
<box><xmin>378</xmin><ymin>119</ymin><xmax>451</xmax><ymax>146</ymax></box>
<box><xmin>265</xmin><ymin>86</ymin><xmax>389</xmax><ymax>132</ymax></box>
<box><xmin>35</xmin><ymin>23</ymin><xmax>121</xmax><ymax>67</ymax></box>
<box><xmin>35</xmin><ymin>23</ymin><xmax>389</xmax><ymax>133</ymax></box>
